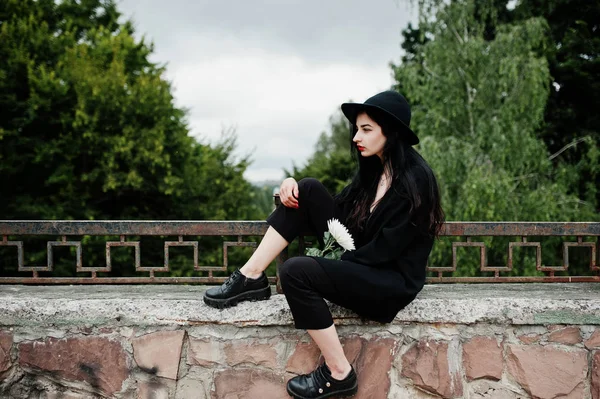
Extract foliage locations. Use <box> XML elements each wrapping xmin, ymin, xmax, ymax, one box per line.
<box><xmin>512</xmin><ymin>0</ymin><xmax>600</xmax><ymax>210</ymax></box>
<box><xmin>403</xmin><ymin>0</ymin><xmax>599</xmax><ymax>212</ymax></box>
<box><xmin>0</xmin><ymin>0</ymin><xmax>265</xmax><ymax>277</ymax></box>
<box><xmin>391</xmin><ymin>0</ymin><xmax>598</xmax><ymax>276</ymax></box>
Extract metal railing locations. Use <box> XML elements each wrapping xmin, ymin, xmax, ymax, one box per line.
<box><xmin>0</xmin><ymin>221</ymin><xmax>268</xmax><ymax>284</ymax></box>
<box><xmin>429</xmin><ymin>222</ymin><xmax>599</xmax><ymax>283</ymax></box>
<box><xmin>0</xmin><ymin>221</ymin><xmax>598</xmax><ymax>287</ymax></box>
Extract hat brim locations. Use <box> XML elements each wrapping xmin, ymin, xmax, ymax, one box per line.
<box><xmin>341</xmin><ymin>102</ymin><xmax>419</xmax><ymax>145</ymax></box>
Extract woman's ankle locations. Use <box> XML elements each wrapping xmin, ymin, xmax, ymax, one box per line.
<box><xmin>239</xmin><ymin>266</ymin><xmax>262</xmax><ymax>280</ymax></box>
<box><xmin>327</xmin><ymin>361</ymin><xmax>352</xmax><ymax>381</ymax></box>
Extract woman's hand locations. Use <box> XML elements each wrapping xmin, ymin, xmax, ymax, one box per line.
<box><xmin>279</xmin><ymin>177</ymin><xmax>299</xmax><ymax>208</ymax></box>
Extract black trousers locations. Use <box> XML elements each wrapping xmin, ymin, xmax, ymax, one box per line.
<box><xmin>266</xmin><ymin>178</ymin><xmax>346</xmax><ymax>330</ymax></box>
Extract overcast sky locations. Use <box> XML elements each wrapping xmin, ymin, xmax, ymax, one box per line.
<box><xmin>116</xmin><ymin>0</ymin><xmax>418</xmax><ymax>183</ymax></box>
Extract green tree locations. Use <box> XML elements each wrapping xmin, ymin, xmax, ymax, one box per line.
<box><xmin>0</xmin><ymin>0</ymin><xmax>262</xmax><ymax>277</ymax></box>
<box><xmin>0</xmin><ymin>0</ymin><xmax>259</xmax><ymax>221</ymax></box>
<box><xmin>392</xmin><ymin>0</ymin><xmax>598</xmax><ymax>276</ymax></box>
<box><xmin>512</xmin><ymin>0</ymin><xmax>600</xmax><ymax>211</ymax></box>
<box><xmin>404</xmin><ymin>0</ymin><xmax>599</xmax><ymax>211</ymax></box>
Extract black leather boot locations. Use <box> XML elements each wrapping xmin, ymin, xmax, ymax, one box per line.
<box><xmin>203</xmin><ymin>269</ymin><xmax>270</xmax><ymax>309</ymax></box>
<box><xmin>287</xmin><ymin>363</ymin><xmax>358</xmax><ymax>399</ymax></box>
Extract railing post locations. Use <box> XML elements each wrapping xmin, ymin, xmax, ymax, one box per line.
<box><xmin>273</xmin><ymin>194</ymin><xmax>287</xmax><ymax>294</ymax></box>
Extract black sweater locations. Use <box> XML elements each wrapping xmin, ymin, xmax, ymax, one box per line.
<box><xmin>312</xmin><ymin>174</ymin><xmax>433</xmax><ymax>323</ymax></box>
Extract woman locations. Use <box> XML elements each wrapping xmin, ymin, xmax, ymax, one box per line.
<box><xmin>204</xmin><ymin>90</ymin><xmax>444</xmax><ymax>399</ymax></box>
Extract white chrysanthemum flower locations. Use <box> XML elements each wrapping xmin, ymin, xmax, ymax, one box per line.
<box><xmin>327</xmin><ymin>218</ymin><xmax>355</xmax><ymax>251</ymax></box>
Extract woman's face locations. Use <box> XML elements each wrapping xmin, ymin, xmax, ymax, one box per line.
<box><xmin>353</xmin><ymin>112</ymin><xmax>387</xmax><ymax>160</ymax></box>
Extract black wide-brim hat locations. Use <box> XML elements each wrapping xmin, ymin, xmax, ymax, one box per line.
<box><xmin>341</xmin><ymin>90</ymin><xmax>419</xmax><ymax>145</ymax></box>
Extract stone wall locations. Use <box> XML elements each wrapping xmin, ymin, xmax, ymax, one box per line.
<box><xmin>1</xmin><ymin>284</ymin><xmax>600</xmax><ymax>398</ymax></box>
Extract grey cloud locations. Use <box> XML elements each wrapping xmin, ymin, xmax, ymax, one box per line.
<box><xmin>118</xmin><ymin>0</ymin><xmax>416</xmax><ymax>66</ymax></box>
<box><xmin>115</xmin><ymin>0</ymin><xmax>416</xmax><ymax>182</ymax></box>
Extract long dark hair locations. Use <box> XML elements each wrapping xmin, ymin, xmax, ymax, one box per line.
<box><xmin>340</xmin><ymin>108</ymin><xmax>445</xmax><ymax>237</ymax></box>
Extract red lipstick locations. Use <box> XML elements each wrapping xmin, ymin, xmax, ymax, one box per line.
<box><xmin>357</xmin><ymin>145</ymin><xmax>365</xmax><ymax>152</ymax></box>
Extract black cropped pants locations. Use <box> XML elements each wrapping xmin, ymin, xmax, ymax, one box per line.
<box><xmin>266</xmin><ymin>178</ymin><xmax>345</xmax><ymax>330</ymax></box>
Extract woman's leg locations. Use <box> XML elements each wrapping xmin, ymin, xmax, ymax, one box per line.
<box><xmin>279</xmin><ymin>257</ymin><xmax>351</xmax><ymax>380</ymax></box>
<box><xmin>239</xmin><ymin>226</ymin><xmax>288</xmax><ymax>279</ymax></box>
<box><xmin>204</xmin><ymin>178</ymin><xmax>336</xmax><ymax>308</ymax></box>
<box><xmin>242</xmin><ymin>177</ymin><xmax>337</xmax><ymax>278</ymax></box>
<box><xmin>265</xmin><ymin>177</ymin><xmax>337</xmax><ymax>244</ymax></box>
<box><xmin>281</xmin><ymin>257</ymin><xmax>358</xmax><ymax>397</ymax></box>
<box><xmin>307</xmin><ymin>325</ymin><xmax>352</xmax><ymax>380</ymax></box>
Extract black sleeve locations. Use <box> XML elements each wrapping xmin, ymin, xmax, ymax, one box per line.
<box><xmin>340</xmin><ymin>197</ymin><xmax>417</xmax><ymax>267</ymax></box>
<box><xmin>333</xmin><ymin>184</ymin><xmax>353</xmax><ymax>204</ymax></box>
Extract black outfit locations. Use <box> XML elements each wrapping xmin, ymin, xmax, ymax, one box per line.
<box><xmin>269</xmin><ymin>177</ymin><xmax>433</xmax><ymax>330</ymax></box>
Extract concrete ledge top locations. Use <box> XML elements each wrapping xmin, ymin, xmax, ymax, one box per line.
<box><xmin>1</xmin><ymin>283</ymin><xmax>599</xmax><ymax>328</ymax></box>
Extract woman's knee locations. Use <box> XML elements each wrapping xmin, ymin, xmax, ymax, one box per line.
<box><xmin>279</xmin><ymin>256</ymin><xmax>319</xmax><ymax>287</ymax></box>
<box><xmin>297</xmin><ymin>178</ymin><xmax>331</xmax><ymax>207</ymax></box>
<box><xmin>279</xmin><ymin>257</ymin><xmax>302</xmax><ymax>285</ymax></box>
<box><xmin>298</xmin><ymin>177</ymin><xmax>326</xmax><ymax>193</ymax></box>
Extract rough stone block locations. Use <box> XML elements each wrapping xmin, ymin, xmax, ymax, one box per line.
<box><xmin>0</xmin><ymin>331</ymin><xmax>13</xmax><ymax>373</ymax></box>
<box><xmin>391</xmin><ymin>384</ymin><xmax>445</xmax><ymax>399</ymax></box>
<box><xmin>463</xmin><ymin>336</ymin><xmax>503</xmax><ymax>381</ymax></box>
<box><xmin>224</xmin><ymin>340</ymin><xmax>278</xmax><ymax>369</ymax></box>
<box><xmin>132</xmin><ymin>330</ymin><xmax>185</xmax><ymax>380</ymax></box>
<box><xmin>592</xmin><ymin>351</ymin><xmax>600</xmax><ymax>399</ymax></box>
<box><xmin>563</xmin><ymin>383</ymin><xmax>586</xmax><ymax>399</ymax></box>
<box><xmin>45</xmin><ymin>391</ymin><xmax>91</xmax><ymax>399</ymax></box>
<box><xmin>211</xmin><ymin>368</ymin><xmax>286</xmax><ymax>399</ymax></box>
<box><xmin>402</xmin><ymin>339</ymin><xmax>463</xmax><ymax>398</ymax></box>
<box><xmin>467</xmin><ymin>380</ymin><xmax>527</xmax><ymax>399</ymax></box>
<box><xmin>18</xmin><ymin>337</ymin><xmax>128</xmax><ymax>396</ymax></box>
<box><xmin>547</xmin><ymin>324</ymin><xmax>563</xmax><ymax>331</ymax></box>
<box><xmin>354</xmin><ymin>337</ymin><xmax>396</xmax><ymax>399</ymax></box>
<box><xmin>137</xmin><ymin>379</ymin><xmax>174</xmax><ymax>399</ymax></box>
<box><xmin>586</xmin><ymin>329</ymin><xmax>600</xmax><ymax>349</ymax></box>
<box><xmin>175</xmin><ymin>377</ymin><xmax>208</xmax><ymax>399</ymax></box>
<box><xmin>342</xmin><ymin>336</ymin><xmax>364</xmax><ymax>365</ymax></box>
<box><xmin>285</xmin><ymin>341</ymin><xmax>321</xmax><ymax>375</ymax></box>
<box><xmin>187</xmin><ymin>338</ymin><xmax>223</xmax><ymax>367</ymax></box>
<box><xmin>547</xmin><ymin>327</ymin><xmax>582</xmax><ymax>345</ymax></box>
<box><xmin>506</xmin><ymin>345</ymin><xmax>587</xmax><ymax>399</ymax></box>
<box><xmin>517</xmin><ymin>334</ymin><xmax>541</xmax><ymax>344</ymax></box>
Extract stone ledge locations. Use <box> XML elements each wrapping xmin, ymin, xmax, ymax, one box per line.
<box><xmin>0</xmin><ymin>283</ymin><xmax>599</xmax><ymax>328</ymax></box>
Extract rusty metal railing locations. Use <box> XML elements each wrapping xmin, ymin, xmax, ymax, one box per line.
<box><xmin>0</xmin><ymin>221</ymin><xmax>598</xmax><ymax>286</ymax></box>
<box><xmin>430</xmin><ymin>222</ymin><xmax>599</xmax><ymax>283</ymax></box>
<box><xmin>0</xmin><ymin>221</ymin><xmax>268</xmax><ymax>284</ymax></box>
